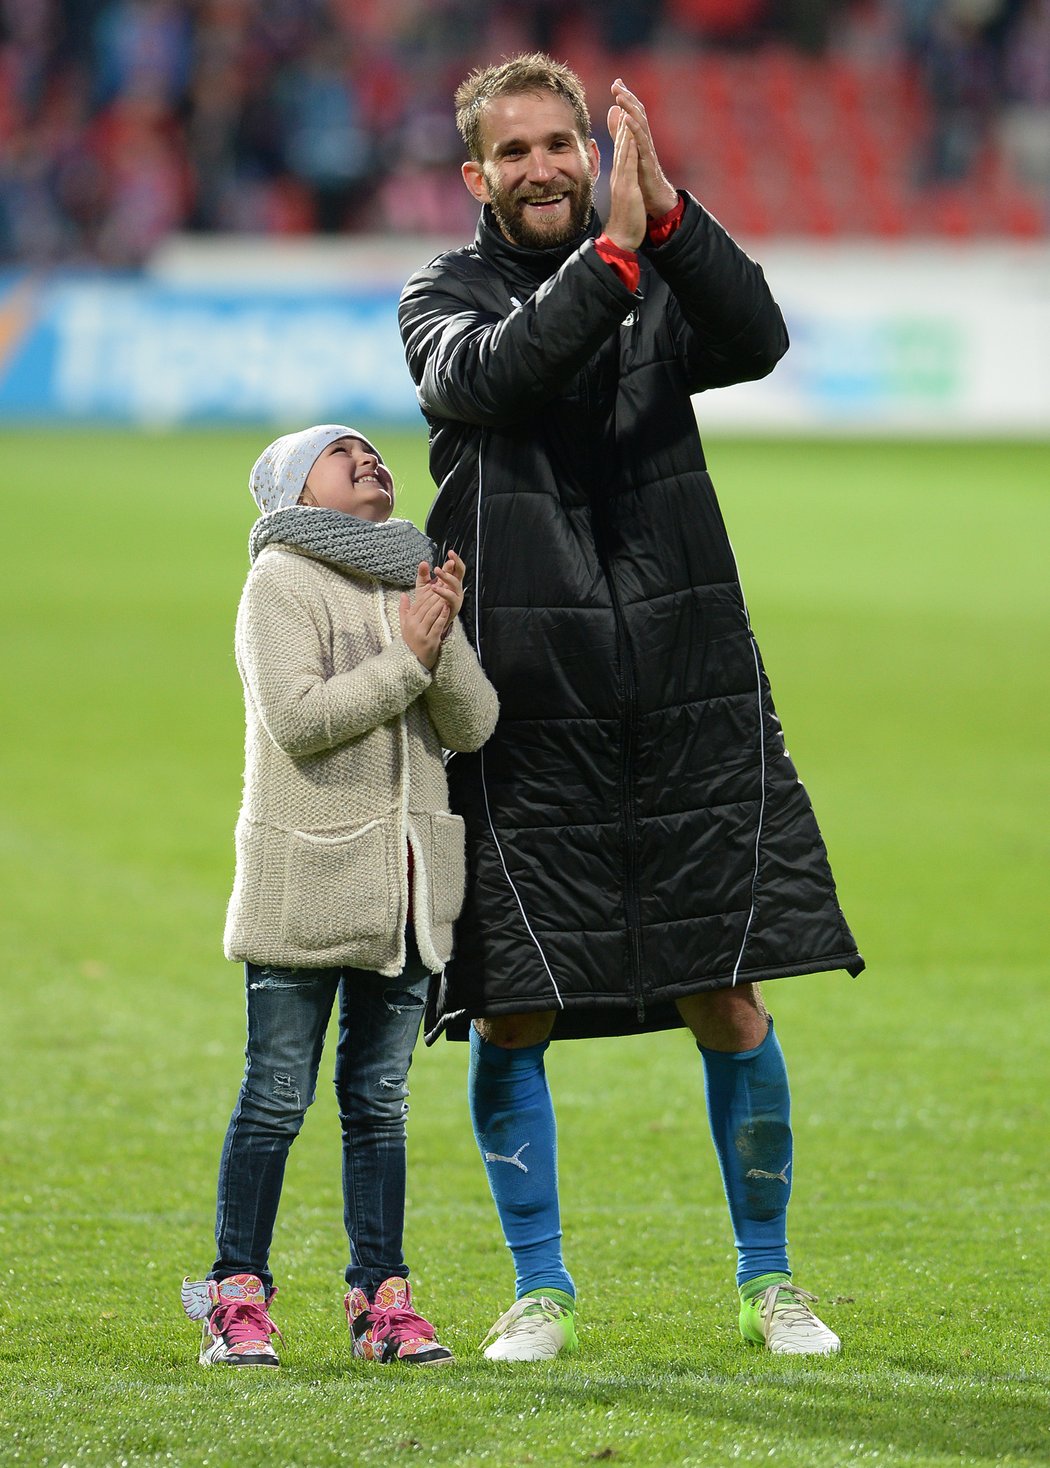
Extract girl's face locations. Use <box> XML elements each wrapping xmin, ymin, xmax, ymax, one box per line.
<box><xmin>300</xmin><ymin>437</ymin><xmax>395</xmax><ymax>521</ymax></box>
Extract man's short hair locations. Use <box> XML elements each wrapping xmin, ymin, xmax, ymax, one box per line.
<box><xmin>454</xmin><ymin>52</ymin><xmax>592</xmax><ymax>162</ymax></box>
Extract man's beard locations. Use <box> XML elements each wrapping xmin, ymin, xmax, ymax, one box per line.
<box><xmin>485</xmin><ymin>168</ymin><xmax>595</xmax><ymax>249</ymax></box>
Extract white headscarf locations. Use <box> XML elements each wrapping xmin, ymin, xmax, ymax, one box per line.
<box><xmin>248</xmin><ymin>425</ymin><xmax>382</xmax><ymax>513</ymax></box>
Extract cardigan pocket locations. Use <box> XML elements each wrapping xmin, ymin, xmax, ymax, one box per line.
<box><xmin>283</xmin><ymin>818</ymin><xmax>397</xmax><ymax>949</ymax></box>
<box><xmin>427</xmin><ymin>812</ymin><xmax>467</xmax><ymax>925</ymax></box>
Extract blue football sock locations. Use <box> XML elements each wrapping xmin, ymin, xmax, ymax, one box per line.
<box><xmin>468</xmin><ymin>1026</ymin><xmax>574</xmax><ymax>1301</ymax></box>
<box><xmin>699</xmin><ymin>1017</ymin><xmax>793</xmax><ymax>1289</ymax></box>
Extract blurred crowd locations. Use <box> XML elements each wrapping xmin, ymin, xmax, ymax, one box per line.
<box><xmin>1</xmin><ymin>0</ymin><xmax>1048</xmax><ymax>265</ymax></box>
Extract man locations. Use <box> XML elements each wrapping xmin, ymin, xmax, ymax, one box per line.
<box><xmin>398</xmin><ymin>53</ymin><xmax>863</xmax><ymax>1361</ymax></box>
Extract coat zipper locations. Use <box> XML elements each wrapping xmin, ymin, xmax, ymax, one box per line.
<box><xmin>600</xmin><ymin>323</ymin><xmax>647</xmax><ymax>1022</ymax></box>
<box><xmin>377</xmin><ymin>582</ymin><xmax>411</xmax><ymax>971</ymax></box>
<box><xmin>590</xmin><ymin>491</ymin><xmax>645</xmax><ymax>1023</ymax></box>
<box><xmin>608</xmin><ymin>576</ymin><xmax>645</xmax><ymax>1022</ymax></box>
<box><xmin>582</xmin><ymin>328</ymin><xmax>645</xmax><ymax>1022</ymax></box>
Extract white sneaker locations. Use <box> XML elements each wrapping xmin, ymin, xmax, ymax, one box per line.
<box><xmin>741</xmin><ymin>1282</ymin><xmax>841</xmax><ymax>1356</ymax></box>
<box><xmin>480</xmin><ymin>1294</ymin><xmax>579</xmax><ymax>1361</ymax></box>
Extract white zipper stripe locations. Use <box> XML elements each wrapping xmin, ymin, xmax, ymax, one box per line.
<box><xmin>724</xmin><ymin>529</ymin><xmax>767</xmax><ymax>987</ymax></box>
<box><xmin>731</xmin><ymin>633</ymin><xmax>767</xmax><ymax>986</ymax></box>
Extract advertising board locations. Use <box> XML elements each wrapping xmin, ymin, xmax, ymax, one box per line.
<box><xmin>2</xmin><ymin>242</ymin><xmax>1047</xmax><ymax>433</ymax></box>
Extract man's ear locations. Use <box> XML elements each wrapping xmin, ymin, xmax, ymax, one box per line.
<box><xmin>587</xmin><ymin>137</ymin><xmax>601</xmax><ymax>181</ymax></box>
<box><xmin>462</xmin><ymin>160</ymin><xmax>491</xmax><ymax>203</ymax></box>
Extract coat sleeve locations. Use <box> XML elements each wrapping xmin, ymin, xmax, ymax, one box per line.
<box><xmin>423</xmin><ymin>620</ymin><xmax>500</xmax><ymax>752</ymax></box>
<box><xmin>237</xmin><ymin>569</ymin><xmax>433</xmax><ymax>758</ymax></box>
<box><xmin>642</xmin><ymin>192</ymin><xmax>789</xmax><ymax>392</ymax></box>
<box><xmin>398</xmin><ymin>240</ymin><xmax>635</xmax><ymax>428</ymax></box>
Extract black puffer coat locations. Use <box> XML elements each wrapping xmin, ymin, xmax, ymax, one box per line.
<box><xmin>399</xmin><ymin>195</ymin><xmax>863</xmax><ymax>1042</ymax></box>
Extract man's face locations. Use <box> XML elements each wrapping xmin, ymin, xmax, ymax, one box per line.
<box><xmin>462</xmin><ymin>91</ymin><xmax>599</xmax><ymax>250</ymax></box>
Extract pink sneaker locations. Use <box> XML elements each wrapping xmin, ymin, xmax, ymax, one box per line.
<box><xmin>344</xmin><ymin>1277</ymin><xmax>454</xmax><ymax>1366</ymax></box>
<box><xmin>181</xmin><ymin>1274</ymin><xmax>283</xmax><ymax>1367</ymax></box>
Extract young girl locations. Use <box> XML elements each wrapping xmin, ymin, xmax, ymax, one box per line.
<box><xmin>181</xmin><ymin>424</ymin><xmax>499</xmax><ymax>1368</ymax></box>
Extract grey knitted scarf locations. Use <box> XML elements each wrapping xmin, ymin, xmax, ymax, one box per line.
<box><xmin>249</xmin><ymin>506</ymin><xmax>436</xmax><ymax>588</ymax></box>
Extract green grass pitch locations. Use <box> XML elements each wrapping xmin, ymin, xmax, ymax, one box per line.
<box><xmin>2</xmin><ymin>428</ymin><xmax>1048</xmax><ymax>1467</ymax></box>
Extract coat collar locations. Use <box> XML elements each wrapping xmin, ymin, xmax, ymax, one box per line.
<box><xmin>473</xmin><ymin>204</ymin><xmax>601</xmax><ymax>289</ymax></box>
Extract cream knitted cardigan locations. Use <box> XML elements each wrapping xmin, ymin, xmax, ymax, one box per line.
<box><xmin>223</xmin><ymin>543</ymin><xmax>500</xmax><ymax>974</ymax></box>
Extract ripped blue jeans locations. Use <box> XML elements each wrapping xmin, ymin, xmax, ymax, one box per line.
<box><xmin>211</xmin><ymin>934</ymin><xmax>431</xmax><ymax>1296</ymax></box>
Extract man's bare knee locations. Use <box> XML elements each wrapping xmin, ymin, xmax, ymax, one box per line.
<box><xmin>473</xmin><ymin>1012</ymin><xmax>556</xmax><ymax>1049</ymax></box>
<box><xmin>676</xmin><ymin>983</ymin><xmax>769</xmax><ymax>1051</ymax></box>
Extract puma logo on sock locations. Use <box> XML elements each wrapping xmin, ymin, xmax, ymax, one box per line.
<box><xmin>484</xmin><ymin>1142</ymin><xmax>530</xmax><ymax>1173</ymax></box>
<box><xmin>745</xmin><ymin>1162</ymin><xmax>791</xmax><ymax>1185</ymax></box>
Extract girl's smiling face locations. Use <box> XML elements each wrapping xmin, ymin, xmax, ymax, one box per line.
<box><xmin>300</xmin><ymin>437</ymin><xmax>395</xmax><ymax>521</ymax></box>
